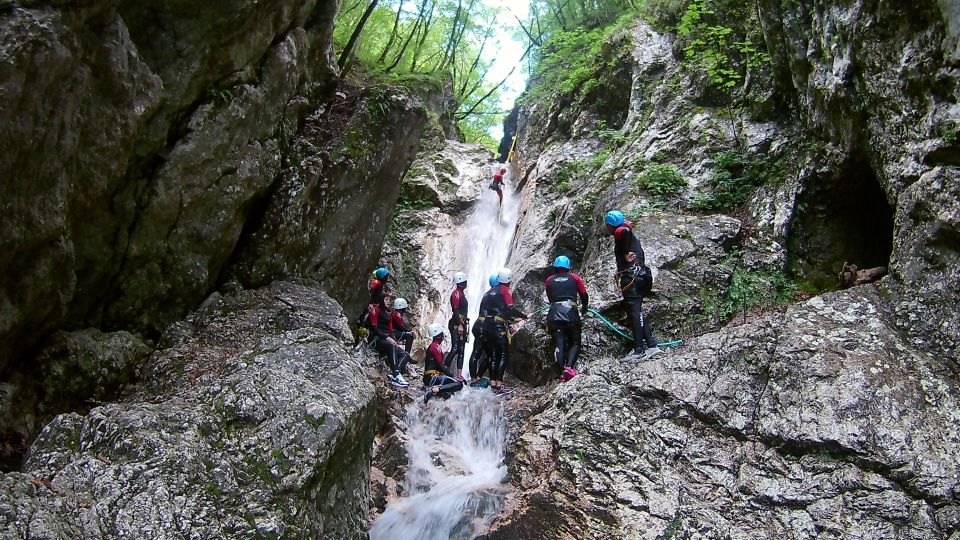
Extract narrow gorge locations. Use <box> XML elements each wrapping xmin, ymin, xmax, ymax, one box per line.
<box><xmin>1</xmin><ymin>0</ymin><xmax>959</xmax><ymax>539</ymax></box>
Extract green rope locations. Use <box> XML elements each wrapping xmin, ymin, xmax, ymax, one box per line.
<box><xmin>585</xmin><ymin>308</ymin><xmax>635</xmax><ymax>341</ymax></box>
<box><xmin>531</xmin><ymin>305</ymin><xmax>684</xmax><ymax>347</ymax></box>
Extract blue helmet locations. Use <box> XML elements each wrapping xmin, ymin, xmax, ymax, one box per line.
<box><xmin>488</xmin><ymin>274</ymin><xmax>499</xmax><ymax>286</ymax></box>
<box><xmin>375</xmin><ymin>267</ymin><xmax>390</xmax><ymax>279</ymax></box>
<box><xmin>604</xmin><ymin>210</ymin><xmax>625</xmax><ymax>227</ymax></box>
<box><xmin>554</xmin><ymin>255</ymin><xmax>571</xmax><ymax>269</ymax></box>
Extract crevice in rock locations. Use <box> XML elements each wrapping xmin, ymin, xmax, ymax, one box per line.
<box><xmin>787</xmin><ymin>153</ymin><xmax>895</xmax><ymax>290</ymax></box>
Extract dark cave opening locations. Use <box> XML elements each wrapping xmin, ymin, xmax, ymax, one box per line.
<box><xmin>787</xmin><ymin>156</ymin><xmax>895</xmax><ymax>291</ymax></box>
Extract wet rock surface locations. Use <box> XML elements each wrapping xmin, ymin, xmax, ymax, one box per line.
<box><xmin>489</xmin><ymin>286</ymin><xmax>960</xmax><ymax>539</ymax></box>
<box><xmin>0</xmin><ymin>282</ymin><xmax>378</xmax><ymax>539</ymax></box>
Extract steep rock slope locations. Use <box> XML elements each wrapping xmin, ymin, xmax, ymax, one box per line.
<box><xmin>0</xmin><ymin>282</ymin><xmax>378</xmax><ymax>539</ymax></box>
<box><xmin>491</xmin><ymin>286</ymin><xmax>959</xmax><ymax>538</ymax></box>
<box><xmin>1</xmin><ymin>0</ymin><xmax>429</xmax><ymax>454</ymax></box>
<box><xmin>491</xmin><ymin>1</ymin><xmax>960</xmax><ymax>537</ymax></box>
<box><xmin>757</xmin><ymin>0</ymin><xmax>960</xmax><ymax>360</ymax></box>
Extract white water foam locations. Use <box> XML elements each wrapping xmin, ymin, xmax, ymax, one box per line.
<box><xmin>369</xmin><ymin>166</ymin><xmax>519</xmax><ymax>539</ymax></box>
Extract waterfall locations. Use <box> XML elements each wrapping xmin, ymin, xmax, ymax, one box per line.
<box><xmin>458</xmin><ymin>168</ymin><xmax>520</xmax><ymax>370</ymax></box>
<box><xmin>369</xmin><ymin>167</ymin><xmax>519</xmax><ymax>539</ymax></box>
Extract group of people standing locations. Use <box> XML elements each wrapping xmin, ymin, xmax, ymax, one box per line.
<box><xmin>358</xmin><ymin>165</ymin><xmax>658</xmax><ymax>402</ymax></box>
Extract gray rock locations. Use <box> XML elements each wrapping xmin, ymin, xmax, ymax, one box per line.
<box><xmin>0</xmin><ymin>282</ymin><xmax>378</xmax><ymax>539</ymax></box>
<box><xmin>489</xmin><ymin>286</ymin><xmax>958</xmax><ymax>539</ymax></box>
<box><xmin>0</xmin><ymin>329</ymin><xmax>152</xmax><ymax>467</ymax></box>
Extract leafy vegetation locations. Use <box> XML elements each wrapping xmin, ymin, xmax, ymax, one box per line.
<box><xmin>699</xmin><ymin>262</ymin><xmax>804</xmax><ymax>325</ymax></box>
<box><xmin>676</xmin><ymin>0</ymin><xmax>770</xmax><ymax>91</ymax></box>
<box><xmin>334</xmin><ymin>0</ymin><xmax>512</xmax><ymax>149</ymax></box>
<box><xmin>689</xmin><ymin>150</ymin><xmax>774</xmax><ymax>212</ymax></box>
<box><xmin>635</xmin><ymin>163</ymin><xmax>687</xmax><ymax>202</ymax></box>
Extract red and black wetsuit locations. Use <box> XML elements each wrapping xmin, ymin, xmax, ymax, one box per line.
<box><xmin>490</xmin><ymin>171</ymin><xmax>505</xmax><ymax>203</ymax></box>
<box><xmin>368</xmin><ymin>278</ymin><xmax>387</xmax><ymax>305</ymax></box>
<box><xmin>612</xmin><ymin>222</ymin><xmax>656</xmax><ymax>351</ymax></box>
<box><xmin>391</xmin><ymin>309</ymin><xmax>414</xmax><ymax>354</ymax></box>
<box><xmin>478</xmin><ymin>283</ymin><xmax>526</xmax><ymax>382</ymax></box>
<box><xmin>445</xmin><ymin>285</ymin><xmax>469</xmax><ymax>372</ymax></box>
<box><xmin>545</xmin><ymin>269</ymin><xmax>589</xmax><ymax>369</ymax></box>
<box><xmin>369</xmin><ymin>301</ymin><xmax>408</xmax><ymax>375</ymax></box>
<box><xmin>424</xmin><ymin>338</ymin><xmax>463</xmax><ymax>399</ymax></box>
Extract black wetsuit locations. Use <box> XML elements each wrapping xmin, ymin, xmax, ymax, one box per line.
<box><xmin>424</xmin><ymin>339</ymin><xmax>463</xmax><ymax>399</ymax></box>
<box><xmin>445</xmin><ymin>286</ymin><xmax>468</xmax><ymax>371</ymax></box>
<box><xmin>613</xmin><ymin>223</ymin><xmax>656</xmax><ymax>352</ymax></box>
<box><xmin>545</xmin><ymin>270</ymin><xmax>589</xmax><ymax>369</ymax></box>
<box><xmin>478</xmin><ymin>283</ymin><xmax>526</xmax><ymax>382</ymax></box>
<box><xmin>368</xmin><ymin>303</ymin><xmax>408</xmax><ymax>375</ymax></box>
<box><xmin>469</xmin><ymin>287</ymin><xmax>496</xmax><ymax>379</ymax></box>
<box><xmin>391</xmin><ymin>309</ymin><xmax>414</xmax><ymax>354</ymax></box>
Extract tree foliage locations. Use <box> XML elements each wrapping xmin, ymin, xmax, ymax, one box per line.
<box><xmin>676</xmin><ymin>0</ymin><xmax>770</xmax><ymax>91</ymax></box>
<box><xmin>334</xmin><ymin>0</ymin><xmax>516</xmax><ymax>149</ymax></box>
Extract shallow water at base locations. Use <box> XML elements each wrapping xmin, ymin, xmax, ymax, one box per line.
<box><xmin>368</xmin><ymin>390</ymin><xmax>507</xmax><ymax>540</ymax></box>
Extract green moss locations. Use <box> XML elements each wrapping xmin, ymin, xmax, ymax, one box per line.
<box><xmin>305</xmin><ymin>411</ymin><xmax>327</xmax><ymax>428</ymax></box>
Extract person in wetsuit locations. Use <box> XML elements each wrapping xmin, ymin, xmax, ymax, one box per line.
<box><xmin>545</xmin><ymin>256</ymin><xmax>589</xmax><ymax>377</ymax></box>
<box><xmin>445</xmin><ymin>272</ymin><xmax>469</xmax><ymax>373</ymax></box>
<box><xmin>468</xmin><ymin>274</ymin><xmax>499</xmax><ymax>386</ymax></box>
<box><xmin>489</xmin><ymin>167</ymin><xmax>506</xmax><ymax>205</ymax></box>
<box><xmin>480</xmin><ymin>267</ymin><xmax>527</xmax><ymax>393</ymax></box>
<box><xmin>423</xmin><ymin>323</ymin><xmax>465</xmax><ymax>403</ymax></box>
<box><xmin>391</xmin><ymin>297</ymin><xmax>414</xmax><ymax>356</ymax></box>
<box><xmin>604</xmin><ymin>210</ymin><xmax>659</xmax><ymax>358</ymax></box>
<box><xmin>368</xmin><ymin>267</ymin><xmax>390</xmax><ymax>305</ymax></box>
<box><xmin>367</xmin><ymin>294</ymin><xmax>410</xmax><ymax>387</ymax></box>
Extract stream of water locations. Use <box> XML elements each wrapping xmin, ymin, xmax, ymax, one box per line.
<box><xmin>369</xmin><ymin>167</ymin><xmax>520</xmax><ymax>539</ymax></box>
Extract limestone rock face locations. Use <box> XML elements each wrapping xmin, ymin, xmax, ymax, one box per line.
<box><xmin>757</xmin><ymin>0</ymin><xmax>960</xmax><ymax>360</ymax></box>
<box><xmin>0</xmin><ymin>329</ymin><xmax>151</xmax><ymax>469</ymax></box>
<box><xmin>1</xmin><ymin>0</ymin><xmax>430</xmax><ymax>451</ymax></box>
<box><xmin>503</xmin><ymin>19</ymin><xmax>789</xmax><ymax>383</ymax></box>
<box><xmin>0</xmin><ymin>0</ymin><xmax>428</xmax><ymax>371</ymax></box>
<box><xmin>226</xmin><ymin>86</ymin><xmax>429</xmax><ymax>320</ymax></box>
<box><xmin>489</xmin><ymin>286</ymin><xmax>959</xmax><ymax>539</ymax></box>
<box><xmin>0</xmin><ymin>282</ymin><xmax>378</xmax><ymax>539</ymax></box>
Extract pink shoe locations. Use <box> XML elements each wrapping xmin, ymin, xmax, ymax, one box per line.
<box><xmin>560</xmin><ymin>366</ymin><xmax>578</xmax><ymax>382</ymax></box>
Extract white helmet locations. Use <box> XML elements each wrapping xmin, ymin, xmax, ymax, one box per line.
<box><xmin>497</xmin><ymin>267</ymin><xmax>512</xmax><ymax>284</ymax></box>
<box><xmin>428</xmin><ymin>323</ymin><xmax>445</xmax><ymax>339</ymax></box>
<box><xmin>393</xmin><ymin>297</ymin><xmax>408</xmax><ymax>310</ymax></box>
<box><xmin>453</xmin><ymin>271</ymin><xmax>467</xmax><ymax>284</ymax></box>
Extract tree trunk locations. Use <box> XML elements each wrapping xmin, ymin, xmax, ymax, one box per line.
<box><xmin>338</xmin><ymin>0</ymin><xmax>380</xmax><ymax>75</ymax></box>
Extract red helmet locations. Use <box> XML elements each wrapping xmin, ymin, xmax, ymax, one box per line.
<box><xmin>500</xmin><ymin>167</ymin><xmax>506</xmax><ymax>173</ymax></box>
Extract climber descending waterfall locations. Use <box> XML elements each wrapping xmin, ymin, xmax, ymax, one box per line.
<box><xmin>369</xmin><ymin>165</ymin><xmax>520</xmax><ymax>539</ymax></box>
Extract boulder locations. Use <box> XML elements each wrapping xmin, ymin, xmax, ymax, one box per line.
<box><xmin>489</xmin><ymin>286</ymin><xmax>959</xmax><ymax>539</ymax></box>
<box><xmin>0</xmin><ymin>282</ymin><xmax>378</xmax><ymax>539</ymax></box>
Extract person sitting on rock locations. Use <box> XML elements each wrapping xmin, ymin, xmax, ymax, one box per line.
<box><xmin>357</xmin><ymin>266</ymin><xmax>392</xmax><ymax>337</ymax></box>
<box><xmin>390</xmin><ymin>297</ymin><xmax>414</xmax><ymax>357</ymax></box>
<box><xmin>423</xmin><ymin>323</ymin><xmax>465</xmax><ymax>403</ymax></box>
<box><xmin>367</xmin><ymin>294</ymin><xmax>410</xmax><ymax>387</ymax></box>
<box><xmin>481</xmin><ymin>267</ymin><xmax>528</xmax><ymax>394</ymax></box>
<box><xmin>604</xmin><ymin>210</ymin><xmax>659</xmax><ymax>359</ymax></box>
<box><xmin>445</xmin><ymin>272</ymin><xmax>469</xmax><ymax>373</ymax></box>
<box><xmin>489</xmin><ymin>167</ymin><xmax>506</xmax><ymax>205</ymax></box>
<box><xmin>545</xmin><ymin>255</ymin><xmax>589</xmax><ymax>381</ymax></box>
<box><xmin>468</xmin><ymin>274</ymin><xmax>499</xmax><ymax>387</ymax></box>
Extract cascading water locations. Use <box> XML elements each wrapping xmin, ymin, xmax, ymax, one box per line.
<box><xmin>369</xmin><ymin>168</ymin><xmax>520</xmax><ymax>539</ymax></box>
